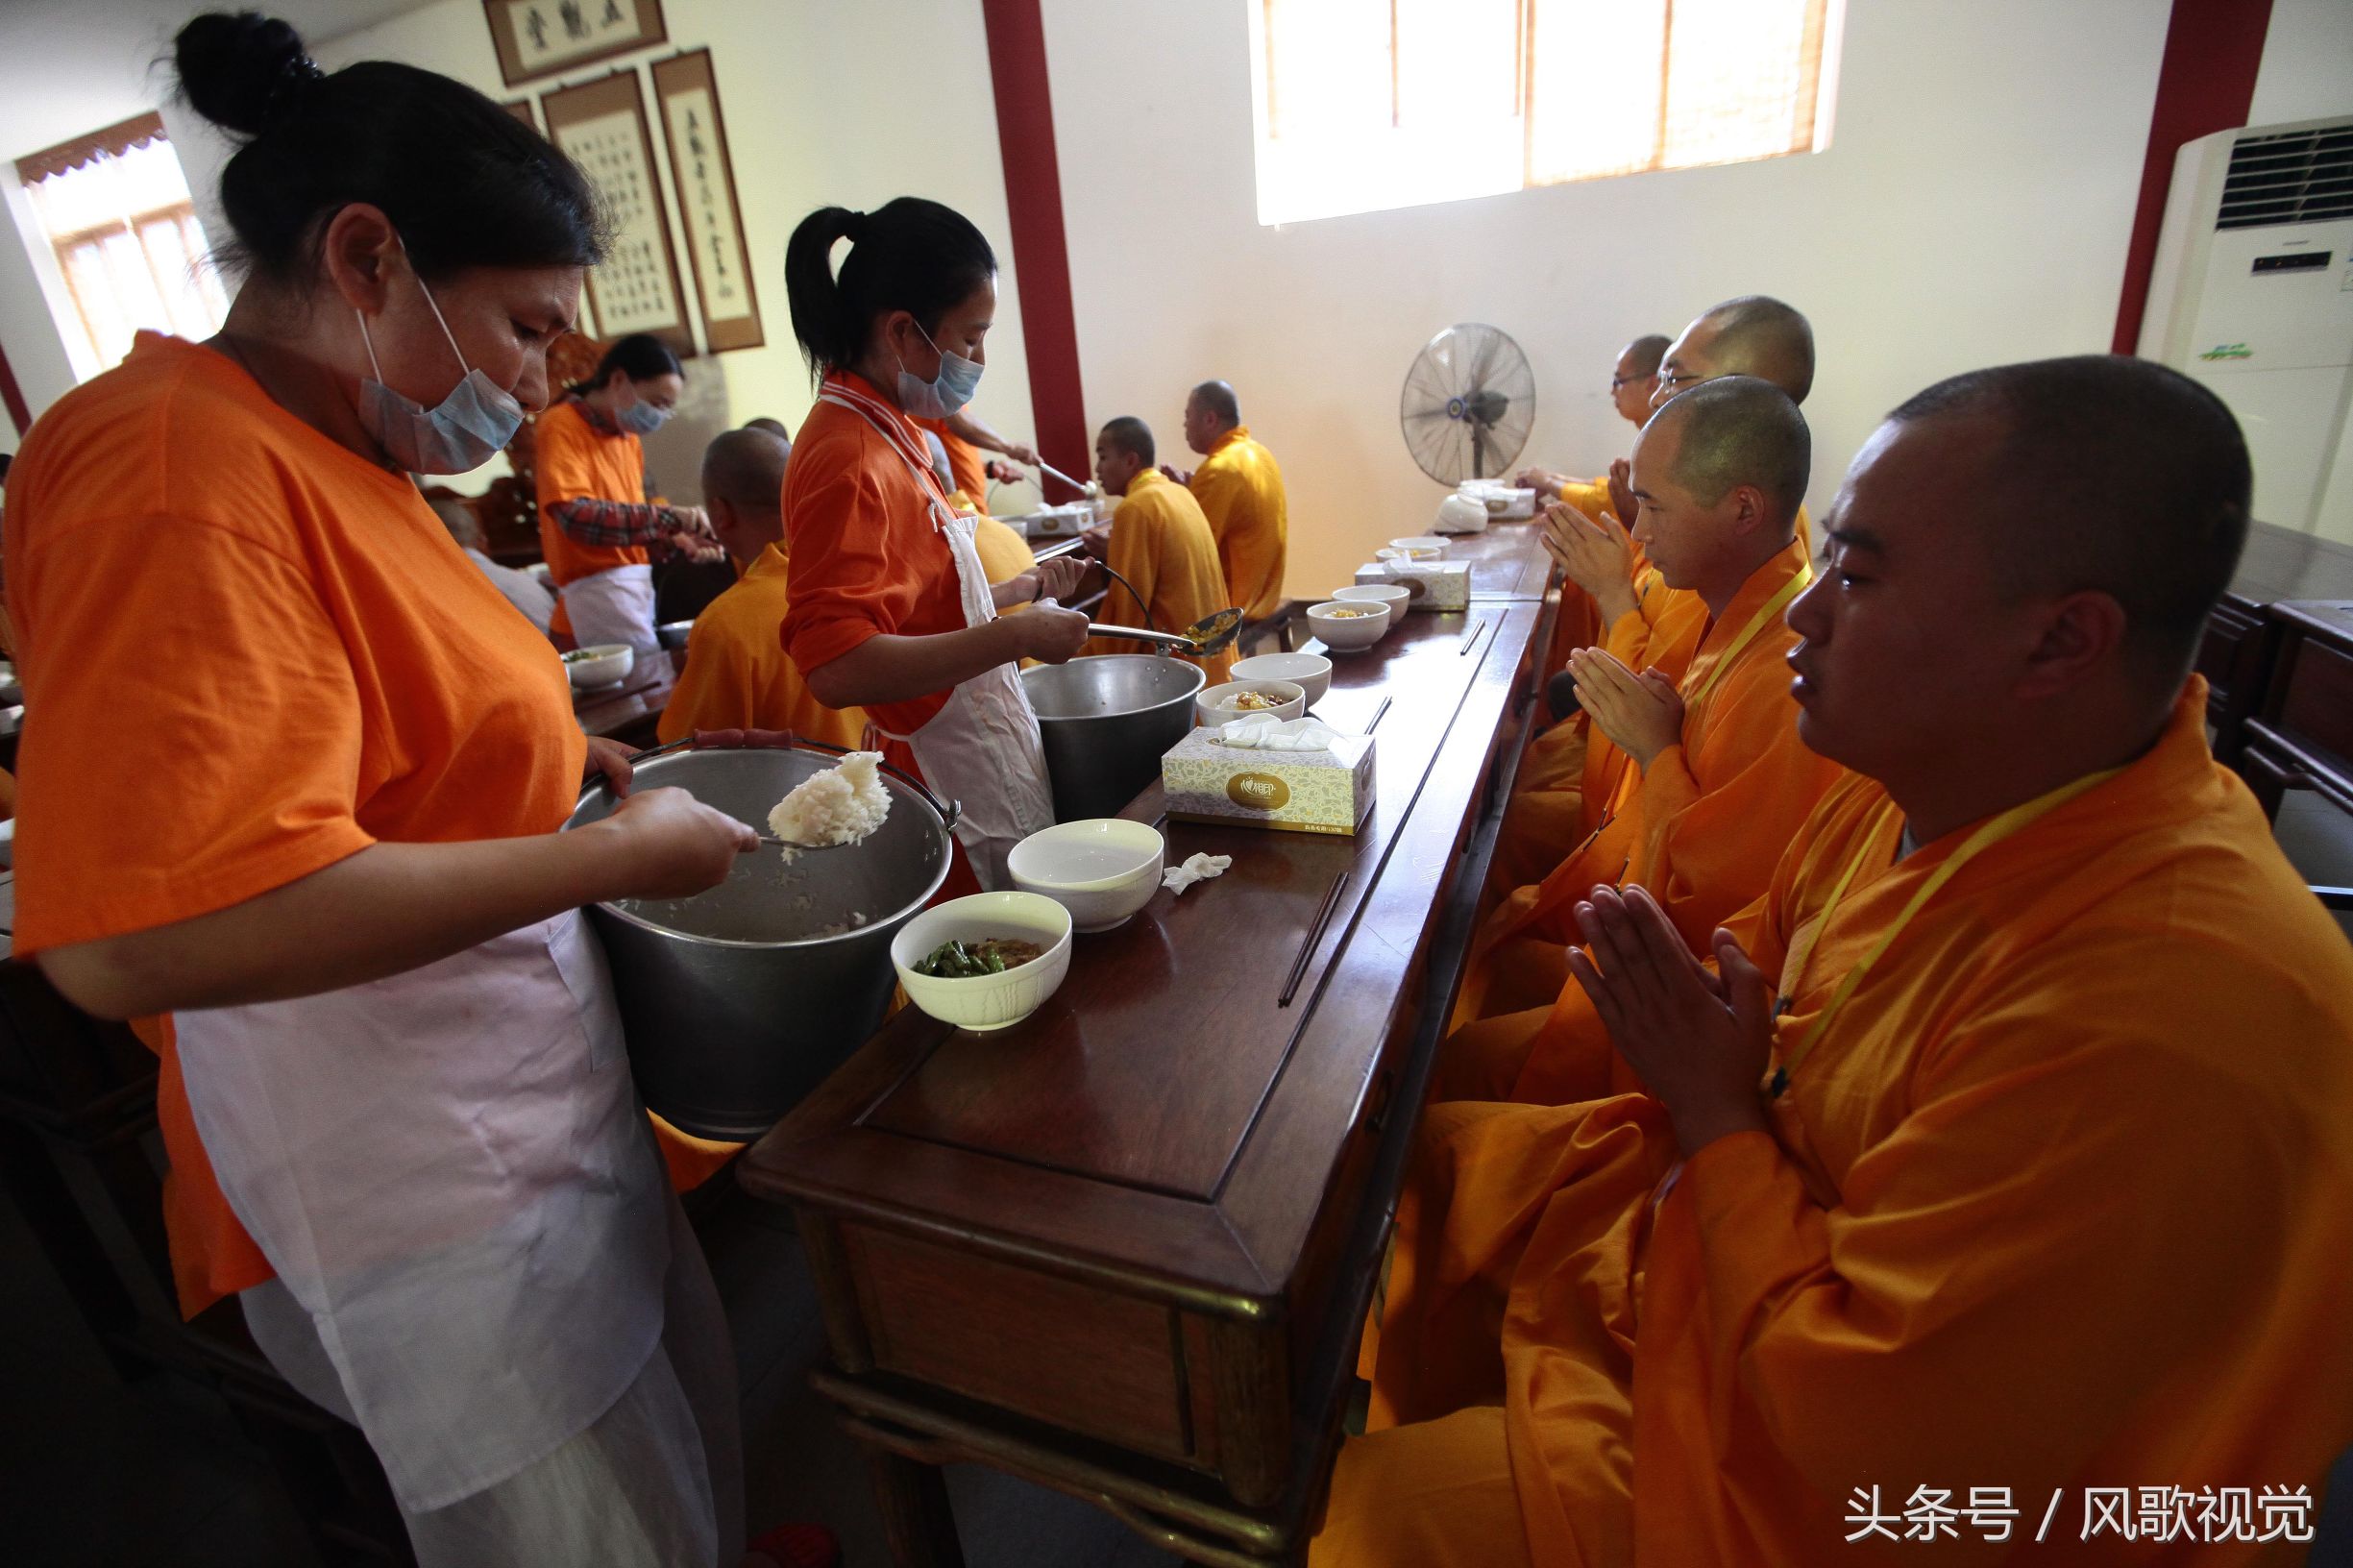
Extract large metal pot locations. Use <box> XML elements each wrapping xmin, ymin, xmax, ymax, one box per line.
<box><xmin>565</xmin><ymin>742</ymin><xmax>957</xmax><ymax>1139</ymax></box>
<box><xmin>1021</xmin><ymin>654</ymin><xmax>1205</xmax><ymax>821</ymax></box>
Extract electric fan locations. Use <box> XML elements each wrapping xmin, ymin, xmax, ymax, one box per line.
<box><xmin>1400</xmin><ymin>323</ymin><xmax>1536</xmax><ymax>484</ymax></box>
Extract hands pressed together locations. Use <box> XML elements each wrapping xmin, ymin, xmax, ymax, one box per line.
<box><xmin>1540</xmin><ymin>501</ymin><xmax>1639</xmax><ymax>625</ymax></box>
<box><xmin>1563</xmin><ymin>648</ymin><xmax>1684</xmax><ymax>769</ymax></box>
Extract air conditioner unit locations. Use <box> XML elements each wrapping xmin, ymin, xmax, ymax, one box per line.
<box><xmin>2139</xmin><ymin>114</ymin><xmax>2353</xmax><ymax>545</ymax></box>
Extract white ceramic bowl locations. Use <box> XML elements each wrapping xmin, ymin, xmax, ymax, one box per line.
<box><xmin>1332</xmin><ymin>583</ymin><xmax>1410</xmax><ymax>633</ymax></box>
<box><xmin>1196</xmin><ymin>678</ymin><xmax>1307</xmax><ymax>726</ymax></box>
<box><xmin>1306</xmin><ymin>600</ymin><xmax>1389</xmax><ymax>652</ymax></box>
<box><xmin>1386</xmin><ymin>536</ymin><xmax>1449</xmax><ymax>560</ymax></box>
<box><xmin>1009</xmin><ymin>819</ymin><xmax>1166</xmax><ymax>933</ymax></box>
<box><xmin>1231</xmin><ymin>651</ymin><xmax>1333</xmax><ymax>708</ymax></box>
<box><xmin>564</xmin><ymin>644</ymin><xmax>634</xmax><ymax>690</ymax></box>
<box><xmin>891</xmin><ymin>891</ymin><xmax>1074</xmax><ymax>1032</ymax></box>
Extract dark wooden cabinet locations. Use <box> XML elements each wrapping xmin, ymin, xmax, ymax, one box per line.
<box><xmin>2240</xmin><ymin>601</ymin><xmax>2353</xmax><ymax>822</ymax></box>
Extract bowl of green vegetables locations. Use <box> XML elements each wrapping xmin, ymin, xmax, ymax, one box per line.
<box><xmin>890</xmin><ymin>891</ymin><xmax>1073</xmax><ymax>1033</ymax></box>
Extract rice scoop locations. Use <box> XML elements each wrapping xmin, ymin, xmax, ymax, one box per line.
<box><xmin>768</xmin><ymin>750</ymin><xmax>892</xmax><ymax>851</ymax></box>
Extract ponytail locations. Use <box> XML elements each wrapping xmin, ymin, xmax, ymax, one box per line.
<box><xmin>783</xmin><ymin>197</ymin><xmax>996</xmax><ymax>380</ymax></box>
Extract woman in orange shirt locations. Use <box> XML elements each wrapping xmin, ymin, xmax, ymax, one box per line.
<box><xmin>537</xmin><ymin>332</ymin><xmax>720</xmax><ymax>655</ymax></box>
<box><xmin>6</xmin><ymin>15</ymin><xmax>760</xmax><ymax>1564</ymax></box>
<box><xmin>780</xmin><ymin>199</ymin><xmax>1091</xmax><ymax>891</ymax></box>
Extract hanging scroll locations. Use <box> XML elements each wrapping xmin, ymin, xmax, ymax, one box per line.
<box><xmin>484</xmin><ymin>0</ymin><xmax>668</xmax><ymax>88</ymax></box>
<box><xmin>540</xmin><ymin>70</ymin><xmax>693</xmax><ymax>357</ymax></box>
<box><xmin>650</xmin><ymin>49</ymin><xmax>764</xmax><ymax>354</ymax></box>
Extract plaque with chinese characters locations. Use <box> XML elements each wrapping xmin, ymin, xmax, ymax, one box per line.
<box><xmin>484</xmin><ymin>0</ymin><xmax>668</xmax><ymax>89</ymax></box>
<box><xmin>650</xmin><ymin>49</ymin><xmax>764</xmax><ymax>354</ymax></box>
<box><xmin>541</xmin><ymin>71</ymin><xmax>693</xmax><ymax>357</ymax></box>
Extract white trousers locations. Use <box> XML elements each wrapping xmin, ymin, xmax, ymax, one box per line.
<box><xmin>241</xmin><ymin>1194</ymin><xmax>744</xmax><ymax>1568</ymax></box>
<box><xmin>563</xmin><ymin>562</ymin><xmax>660</xmax><ymax>657</ymax></box>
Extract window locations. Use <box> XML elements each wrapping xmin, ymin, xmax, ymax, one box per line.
<box><xmin>14</xmin><ymin>113</ymin><xmax>230</xmax><ymax>378</ymax></box>
<box><xmin>1249</xmin><ymin>0</ymin><xmax>1841</xmax><ymax>226</ymax></box>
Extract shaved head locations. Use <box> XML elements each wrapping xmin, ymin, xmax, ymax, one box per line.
<box><xmin>1099</xmin><ymin>415</ymin><xmax>1155</xmax><ymax>467</ymax></box>
<box><xmin>701</xmin><ymin>427</ymin><xmax>790</xmax><ymax>511</ymax></box>
<box><xmin>1189</xmin><ymin>380</ymin><xmax>1239</xmax><ymax>425</ymax></box>
<box><xmin>1184</xmin><ymin>380</ymin><xmax>1241</xmax><ymax>455</ymax></box>
<box><xmin>742</xmin><ymin>416</ymin><xmax>791</xmax><ymax>439</ymax></box>
<box><xmin>1657</xmin><ymin>295</ymin><xmax>1815</xmax><ymax>407</ymax></box>
<box><xmin>1889</xmin><ymin>355</ymin><xmax>2249</xmax><ymax>682</ymax></box>
<box><xmin>1622</xmin><ymin>333</ymin><xmax>1671</xmax><ymax>379</ymax></box>
<box><xmin>1648</xmin><ymin>376</ymin><xmax>1809</xmax><ymax>532</ymax></box>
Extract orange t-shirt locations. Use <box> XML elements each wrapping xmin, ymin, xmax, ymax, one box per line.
<box><xmin>780</xmin><ymin>371</ymin><xmax>972</xmax><ymax>739</ymax></box>
<box><xmin>535</xmin><ymin>396</ymin><xmax>650</xmax><ymax>587</ymax></box>
<box><xmin>913</xmin><ymin>416</ymin><xmax>991</xmax><ymax>516</ymax></box>
<box><xmin>4</xmin><ymin>332</ymin><xmax>588</xmax><ymax>1314</ymax></box>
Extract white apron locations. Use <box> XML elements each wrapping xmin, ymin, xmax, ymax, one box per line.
<box><xmin>562</xmin><ymin>561</ymin><xmax>659</xmax><ymax>656</ymax></box>
<box><xmin>175</xmin><ymin>909</ymin><xmax>673</xmax><ymax>1512</ymax></box>
<box><xmin>818</xmin><ymin>382</ymin><xmax>1054</xmax><ymax>890</ymax></box>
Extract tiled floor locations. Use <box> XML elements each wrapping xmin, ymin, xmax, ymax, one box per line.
<box><xmin>6</xmin><ymin>799</ymin><xmax>2349</xmax><ymax>1567</ymax></box>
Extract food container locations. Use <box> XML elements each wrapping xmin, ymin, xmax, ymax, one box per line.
<box><xmin>1231</xmin><ymin>651</ymin><xmax>1334</xmax><ymax>707</ymax></box>
<box><xmin>564</xmin><ymin>643</ymin><xmax>634</xmax><ymax>689</ymax></box>
<box><xmin>1458</xmin><ymin>480</ymin><xmax>1536</xmax><ymax>520</ymax></box>
<box><xmin>1386</xmin><ymin>536</ymin><xmax>1450</xmax><ymax>560</ymax></box>
<box><xmin>1332</xmin><ymin>584</ymin><xmax>1410</xmax><ymax>631</ymax></box>
<box><xmin>1357</xmin><ymin>560</ymin><xmax>1471</xmax><ymax>612</ymax></box>
<box><xmin>655</xmin><ymin>619</ymin><xmax>695</xmax><ymax>651</ymax></box>
<box><xmin>1008</xmin><ymin>819</ymin><xmax>1165</xmax><ymax>932</ymax></box>
<box><xmin>892</xmin><ymin>892</ymin><xmax>1074</xmax><ymax>1031</ymax></box>
<box><xmin>1304</xmin><ymin>600</ymin><xmax>1388</xmax><ymax>652</ymax></box>
<box><xmin>1196</xmin><ymin>679</ymin><xmax>1307</xmax><ymax>727</ymax></box>
<box><xmin>1012</xmin><ymin>502</ymin><xmax>1096</xmax><ymax>541</ymax></box>
<box><xmin>1023</xmin><ymin>655</ymin><xmax>1207</xmax><ymax>821</ymax></box>
<box><xmin>565</xmin><ymin>741</ymin><xmax>958</xmax><ymax>1139</ymax></box>
<box><xmin>1162</xmin><ymin>723</ymin><xmax>1377</xmax><ymax>836</ymax></box>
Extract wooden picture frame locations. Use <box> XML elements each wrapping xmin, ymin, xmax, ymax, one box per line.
<box><xmin>540</xmin><ymin>70</ymin><xmax>694</xmax><ymax>357</ymax></box>
<box><xmin>501</xmin><ymin>97</ymin><xmax>537</xmax><ymax>129</ymax></box>
<box><xmin>650</xmin><ymin>49</ymin><xmax>765</xmax><ymax>354</ymax></box>
<box><xmin>484</xmin><ymin>0</ymin><xmax>668</xmax><ymax>88</ymax></box>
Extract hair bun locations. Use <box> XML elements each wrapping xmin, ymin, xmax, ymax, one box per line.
<box><xmin>175</xmin><ymin>12</ymin><xmax>318</xmax><ymax>136</ymax></box>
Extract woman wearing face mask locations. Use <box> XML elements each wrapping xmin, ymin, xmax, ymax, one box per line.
<box><xmin>538</xmin><ymin>332</ymin><xmax>720</xmax><ymax>655</ymax></box>
<box><xmin>780</xmin><ymin>200</ymin><xmax>1092</xmax><ymax>894</ymax></box>
<box><xmin>3</xmin><ymin>15</ymin><xmax>771</xmax><ymax>1565</ymax></box>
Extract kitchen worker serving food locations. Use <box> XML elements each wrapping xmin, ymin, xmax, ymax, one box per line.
<box><xmin>3</xmin><ymin>13</ymin><xmax>769</xmax><ymax>1566</ymax></box>
<box><xmin>779</xmin><ymin>197</ymin><xmax>1091</xmax><ymax>894</ymax></box>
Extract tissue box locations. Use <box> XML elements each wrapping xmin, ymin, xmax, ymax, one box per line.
<box><xmin>1357</xmin><ymin>560</ymin><xmax>1471</xmax><ymax>612</ymax></box>
<box><xmin>1459</xmin><ymin>481</ymin><xmax>1536</xmax><ymax>520</ymax></box>
<box><xmin>1161</xmin><ymin>725</ymin><xmax>1376</xmax><ymax>836</ymax></box>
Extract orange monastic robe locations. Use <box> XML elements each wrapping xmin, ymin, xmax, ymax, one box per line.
<box><xmin>1325</xmin><ymin>683</ymin><xmax>2353</xmax><ymax>1567</ymax></box>
<box><xmin>1538</xmin><ymin>473</ymin><xmax>1621</xmax><ymax>679</ymax></box>
<box><xmin>655</xmin><ymin>543</ymin><xmax>869</xmax><ymax>750</ymax></box>
<box><xmin>1084</xmin><ymin>467</ymin><xmax>1238</xmax><ymax>683</ymax></box>
<box><xmin>1189</xmin><ymin>425</ymin><xmax>1287</xmax><ymax>621</ymax></box>
<box><xmin>1450</xmin><ymin>536</ymin><xmax>1831</xmax><ymax>1036</ymax></box>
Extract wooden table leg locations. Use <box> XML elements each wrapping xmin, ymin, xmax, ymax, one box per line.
<box><xmin>866</xmin><ymin>1446</ymin><xmax>966</xmax><ymax>1568</ymax></box>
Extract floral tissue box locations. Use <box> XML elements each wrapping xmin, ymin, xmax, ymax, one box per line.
<box><xmin>1161</xmin><ymin>724</ymin><xmax>1376</xmax><ymax>836</ymax></box>
<box><xmin>1356</xmin><ymin>559</ymin><xmax>1471</xmax><ymax>611</ymax></box>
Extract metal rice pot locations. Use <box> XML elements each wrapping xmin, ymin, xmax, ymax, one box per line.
<box><xmin>564</xmin><ymin>743</ymin><xmax>956</xmax><ymax>1140</ymax></box>
<box><xmin>1021</xmin><ymin>654</ymin><xmax>1206</xmax><ymax>822</ymax></box>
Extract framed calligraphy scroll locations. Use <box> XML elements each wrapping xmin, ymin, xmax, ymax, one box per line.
<box><xmin>650</xmin><ymin>49</ymin><xmax>764</xmax><ymax>354</ymax></box>
<box><xmin>484</xmin><ymin>0</ymin><xmax>668</xmax><ymax>89</ymax></box>
<box><xmin>541</xmin><ymin>70</ymin><xmax>693</xmax><ymax>357</ymax></box>
<box><xmin>501</xmin><ymin>97</ymin><xmax>537</xmax><ymax>129</ymax></box>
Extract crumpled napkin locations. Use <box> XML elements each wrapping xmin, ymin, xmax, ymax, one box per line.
<box><xmin>1162</xmin><ymin>851</ymin><xmax>1233</xmax><ymax>895</ymax></box>
<box><xmin>1217</xmin><ymin>715</ymin><xmax>1337</xmax><ymax>751</ymax></box>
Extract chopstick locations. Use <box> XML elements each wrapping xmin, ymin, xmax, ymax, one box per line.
<box><xmin>1458</xmin><ymin>617</ymin><xmax>1490</xmax><ymax>657</ymax></box>
<box><xmin>1280</xmin><ymin>869</ymin><xmax>1353</xmax><ymax>1007</ymax></box>
<box><xmin>1366</xmin><ymin>696</ymin><xmax>1393</xmax><ymax>733</ymax></box>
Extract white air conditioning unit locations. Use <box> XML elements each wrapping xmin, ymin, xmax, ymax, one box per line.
<box><xmin>2139</xmin><ymin>114</ymin><xmax>2353</xmax><ymax>545</ymax></box>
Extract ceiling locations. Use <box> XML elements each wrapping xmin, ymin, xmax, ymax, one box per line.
<box><xmin>0</xmin><ymin>0</ymin><xmax>443</xmax><ymax>161</ymax></box>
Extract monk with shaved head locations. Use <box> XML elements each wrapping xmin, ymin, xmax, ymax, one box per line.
<box><xmin>1173</xmin><ymin>380</ymin><xmax>1287</xmax><ymax>621</ymax></box>
<box><xmin>1316</xmin><ymin>355</ymin><xmax>2353</xmax><ymax>1567</ymax></box>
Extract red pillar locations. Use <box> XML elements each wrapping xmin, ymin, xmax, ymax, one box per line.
<box><xmin>979</xmin><ymin>0</ymin><xmax>1090</xmax><ymax>489</ymax></box>
<box><xmin>2112</xmin><ymin>0</ymin><xmax>2275</xmax><ymax>354</ymax></box>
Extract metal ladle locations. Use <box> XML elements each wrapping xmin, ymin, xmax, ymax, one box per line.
<box><xmin>1079</xmin><ymin>606</ymin><xmax>1244</xmax><ymax>658</ymax></box>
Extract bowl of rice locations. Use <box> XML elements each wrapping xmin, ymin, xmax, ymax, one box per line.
<box><xmin>1196</xmin><ymin>679</ymin><xmax>1307</xmax><ymax>726</ymax></box>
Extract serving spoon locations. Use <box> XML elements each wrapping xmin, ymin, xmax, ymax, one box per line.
<box><xmin>1078</xmin><ymin>606</ymin><xmax>1245</xmax><ymax>657</ymax></box>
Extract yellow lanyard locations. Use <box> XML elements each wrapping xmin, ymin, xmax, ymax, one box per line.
<box><xmin>1761</xmin><ymin>766</ymin><xmax>2122</xmax><ymax>1100</ymax></box>
<box><xmin>1679</xmin><ymin>564</ymin><xmax>1812</xmax><ymax>713</ymax></box>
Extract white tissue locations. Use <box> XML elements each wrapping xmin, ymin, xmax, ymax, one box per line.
<box><xmin>1162</xmin><ymin>851</ymin><xmax>1233</xmax><ymax>895</ymax></box>
<box><xmin>1217</xmin><ymin>715</ymin><xmax>1338</xmax><ymax>752</ymax></box>
<box><xmin>1434</xmin><ymin>493</ymin><xmax>1490</xmax><ymax>535</ymax></box>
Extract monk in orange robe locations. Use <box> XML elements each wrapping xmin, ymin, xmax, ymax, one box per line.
<box><xmin>1082</xmin><ymin>415</ymin><xmax>1238</xmax><ymax>682</ymax></box>
<box><xmin>1450</xmin><ymin>377</ymin><xmax>1841</xmax><ymax>1042</ymax></box>
<box><xmin>1498</xmin><ymin>298</ymin><xmax>1818</xmax><ymax>890</ymax></box>
<box><xmin>1175</xmin><ymin>380</ymin><xmax>1287</xmax><ymax>622</ymax></box>
<box><xmin>1321</xmin><ymin>355</ymin><xmax>2353</xmax><ymax>1567</ymax></box>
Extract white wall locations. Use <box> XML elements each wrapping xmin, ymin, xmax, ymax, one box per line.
<box><xmin>2246</xmin><ymin>0</ymin><xmax>2353</xmax><ymax>127</ymax></box>
<box><xmin>1041</xmin><ymin>0</ymin><xmax>2173</xmax><ymax>600</ymax></box>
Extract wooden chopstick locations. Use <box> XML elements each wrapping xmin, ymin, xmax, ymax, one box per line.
<box><xmin>1280</xmin><ymin>869</ymin><xmax>1353</xmax><ymax>1007</ymax></box>
<box><xmin>1458</xmin><ymin>617</ymin><xmax>1490</xmax><ymax>657</ymax></box>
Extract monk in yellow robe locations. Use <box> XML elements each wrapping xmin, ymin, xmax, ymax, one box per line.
<box><xmin>1321</xmin><ymin>355</ymin><xmax>2353</xmax><ymax>1567</ymax></box>
<box><xmin>1498</xmin><ymin>297</ymin><xmax>1819</xmax><ymax>890</ymax></box>
<box><xmin>1081</xmin><ymin>415</ymin><xmax>1237</xmax><ymax>683</ymax></box>
<box><xmin>656</xmin><ymin>426</ymin><xmax>870</xmax><ymax>753</ymax></box>
<box><xmin>1175</xmin><ymin>380</ymin><xmax>1287</xmax><ymax>622</ymax></box>
<box><xmin>1451</xmin><ymin>378</ymin><xmax>1841</xmax><ymax>1041</ymax></box>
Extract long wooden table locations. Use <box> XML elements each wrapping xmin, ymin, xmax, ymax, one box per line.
<box><xmin>740</xmin><ymin>524</ymin><xmax>1558</xmax><ymax>1566</ymax></box>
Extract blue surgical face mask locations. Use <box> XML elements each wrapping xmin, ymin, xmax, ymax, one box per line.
<box><xmin>616</xmin><ymin>391</ymin><xmax>671</xmax><ymax>436</ymax></box>
<box><xmin>353</xmin><ymin>275</ymin><xmax>524</xmax><ymax>475</ymax></box>
<box><xmin>895</xmin><ymin>319</ymin><xmax>983</xmax><ymax>420</ymax></box>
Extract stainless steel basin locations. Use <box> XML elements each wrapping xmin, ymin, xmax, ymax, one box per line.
<box><xmin>1021</xmin><ymin>654</ymin><xmax>1205</xmax><ymax>821</ymax></box>
<box><xmin>564</xmin><ymin>746</ymin><xmax>954</xmax><ymax>1139</ymax></box>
